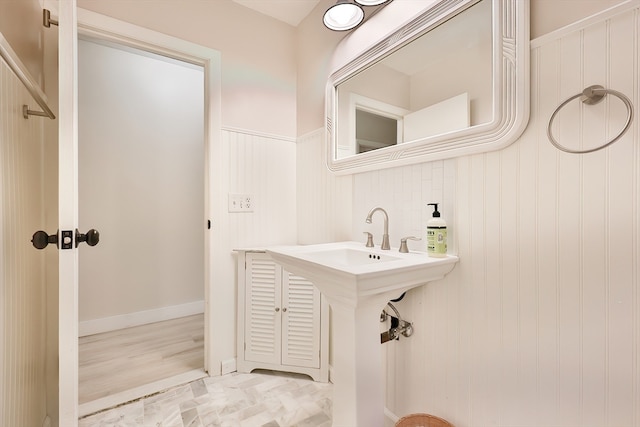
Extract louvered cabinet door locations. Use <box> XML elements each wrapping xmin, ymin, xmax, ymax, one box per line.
<box><xmin>237</xmin><ymin>250</ymin><xmax>328</xmax><ymax>382</ymax></box>
<box><xmin>244</xmin><ymin>253</ymin><xmax>282</xmax><ymax>365</ymax></box>
<box><xmin>281</xmin><ymin>272</ymin><xmax>321</xmax><ymax>369</ymax></box>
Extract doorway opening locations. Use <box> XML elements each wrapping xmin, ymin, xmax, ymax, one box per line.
<box><xmin>77</xmin><ymin>35</ymin><xmax>206</xmax><ymax>415</ymax></box>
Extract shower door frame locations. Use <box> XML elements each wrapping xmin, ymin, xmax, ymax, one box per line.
<box><xmin>58</xmin><ymin>5</ymin><xmax>223</xmax><ymax>424</ymax></box>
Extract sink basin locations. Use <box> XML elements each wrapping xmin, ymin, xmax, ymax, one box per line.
<box><xmin>266</xmin><ymin>241</ymin><xmax>458</xmax><ymax>427</ymax></box>
<box><xmin>267</xmin><ymin>241</ymin><xmax>458</xmax><ymax>306</ymax></box>
<box><xmin>305</xmin><ymin>246</ymin><xmax>402</xmax><ymax>266</ymax></box>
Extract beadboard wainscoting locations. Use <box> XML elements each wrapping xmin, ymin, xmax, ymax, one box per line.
<box><xmin>299</xmin><ymin>3</ymin><xmax>640</xmax><ymax>427</ymax></box>
<box><xmin>352</xmin><ymin>159</ymin><xmax>457</xmax><ymax>255</ymax></box>
<box><xmin>0</xmin><ymin>59</ymin><xmax>48</xmax><ymax>427</ymax></box>
<box><xmin>373</xmin><ymin>4</ymin><xmax>639</xmax><ymax>427</ymax></box>
<box><xmin>296</xmin><ymin>129</ymin><xmax>352</xmax><ymax>245</ymax></box>
<box><xmin>221</xmin><ymin>128</ymin><xmax>300</xmax><ymax>375</ymax></box>
<box><xmin>225</xmin><ymin>128</ymin><xmax>298</xmax><ymax>249</ymax></box>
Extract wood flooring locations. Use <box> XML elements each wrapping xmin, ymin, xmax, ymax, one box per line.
<box><xmin>79</xmin><ymin>314</ymin><xmax>204</xmax><ymax>405</ymax></box>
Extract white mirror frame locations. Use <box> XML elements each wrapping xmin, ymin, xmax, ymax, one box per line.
<box><xmin>326</xmin><ymin>0</ymin><xmax>530</xmax><ymax>174</ymax></box>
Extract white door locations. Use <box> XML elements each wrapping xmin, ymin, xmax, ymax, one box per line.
<box><xmin>57</xmin><ymin>5</ymin><xmax>223</xmax><ymax>424</ymax></box>
<box><xmin>57</xmin><ymin>1</ymin><xmax>80</xmax><ymax>424</ymax></box>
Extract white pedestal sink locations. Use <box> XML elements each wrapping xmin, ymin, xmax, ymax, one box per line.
<box><xmin>266</xmin><ymin>241</ymin><xmax>458</xmax><ymax>427</ymax></box>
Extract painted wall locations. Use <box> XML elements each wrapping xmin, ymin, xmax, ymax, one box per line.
<box><xmin>338</xmin><ymin>0</ymin><xmax>492</xmax><ymax>130</ymax></box>
<box><xmin>296</xmin><ymin>0</ymin><xmax>353</xmax><ymax>137</ymax></box>
<box><xmin>64</xmin><ymin>1</ymin><xmax>301</xmax><ymax>381</ymax></box>
<box><xmin>77</xmin><ymin>0</ymin><xmax>298</xmax><ymax>139</ymax></box>
<box><xmin>530</xmin><ymin>0</ymin><xmax>623</xmax><ymax>38</ymax></box>
<box><xmin>297</xmin><ymin>0</ymin><xmax>639</xmax><ymax>426</ymax></box>
<box><xmin>77</xmin><ymin>39</ymin><xmax>205</xmax><ymax>327</ymax></box>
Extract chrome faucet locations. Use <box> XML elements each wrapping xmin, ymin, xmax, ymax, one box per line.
<box><xmin>365</xmin><ymin>207</ymin><xmax>390</xmax><ymax>250</ymax></box>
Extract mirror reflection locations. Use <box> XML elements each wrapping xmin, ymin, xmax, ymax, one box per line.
<box><xmin>335</xmin><ymin>0</ymin><xmax>492</xmax><ymax>159</ymax></box>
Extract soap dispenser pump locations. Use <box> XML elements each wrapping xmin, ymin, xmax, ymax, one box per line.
<box><xmin>427</xmin><ymin>203</ymin><xmax>447</xmax><ymax>257</ymax></box>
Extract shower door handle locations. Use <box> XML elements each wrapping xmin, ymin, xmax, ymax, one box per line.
<box><xmin>76</xmin><ymin>228</ymin><xmax>100</xmax><ymax>247</ymax></box>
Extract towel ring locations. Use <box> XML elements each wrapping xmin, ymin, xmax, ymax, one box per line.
<box><xmin>547</xmin><ymin>85</ymin><xmax>634</xmax><ymax>154</ymax></box>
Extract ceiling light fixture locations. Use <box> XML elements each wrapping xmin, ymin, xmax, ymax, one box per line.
<box><xmin>323</xmin><ymin>0</ymin><xmax>365</xmax><ymax>31</ymax></box>
<box><xmin>354</xmin><ymin>0</ymin><xmax>390</xmax><ymax>5</ymax></box>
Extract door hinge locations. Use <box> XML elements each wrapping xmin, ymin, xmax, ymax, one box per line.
<box><xmin>207</xmin><ymin>219</ymin><xmax>211</xmax><ymax>230</ymax></box>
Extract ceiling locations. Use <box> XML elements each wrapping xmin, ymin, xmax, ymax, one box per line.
<box><xmin>231</xmin><ymin>0</ymin><xmax>323</xmax><ymax>27</ymax></box>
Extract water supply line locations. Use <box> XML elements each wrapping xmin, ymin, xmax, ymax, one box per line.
<box><xmin>380</xmin><ymin>301</ymin><xmax>413</xmax><ymax>344</ymax></box>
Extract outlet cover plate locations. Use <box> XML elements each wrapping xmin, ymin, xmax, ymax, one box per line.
<box><xmin>228</xmin><ymin>194</ymin><xmax>253</xmax><ymax>213</ymax></box>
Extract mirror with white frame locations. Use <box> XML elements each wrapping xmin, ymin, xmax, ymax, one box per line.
<box><xmin>326</xmin><ymin>0</ymin><xmax>529</xmax><ymax>174</ymax></box>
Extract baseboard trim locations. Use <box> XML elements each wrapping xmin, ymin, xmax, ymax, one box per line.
<box><xmin>385</xmin><ymin>407</ymin><xmax>400</xmax><ymax>424</ymax></box>
<box><xmin>79</xmin><ymin>369</ymin><xmax>207</xmax><ymax>418</ymax></box>
<box><xmin>221</xmin><ymin>358</ymin><xmax>237</xmax><ymax>375</ymax></box>
<box><xmin>79</xmin><ymin>300</ymin><xmax>205</xmax><ymax>337</ymax></box>
<box><xmin>330</xmin><ymin>364</ymin><xmax>399</xmax><ymax>425</ymax></box>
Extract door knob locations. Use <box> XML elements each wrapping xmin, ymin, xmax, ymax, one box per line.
<box><xmin>31</xmin><ymin>230</ymin><xmax>58</xmax><ymax>249</ymax></box>
<box><xmin>76</xmin><ymin>229</ymin><xmax>100</xmax><ymax>247</ymax></box>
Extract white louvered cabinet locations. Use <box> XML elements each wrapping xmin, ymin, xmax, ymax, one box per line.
<box><xmin>236</xmin><ymin>250</ymin><xmax>329</xmax><ymax>382</ymax></box>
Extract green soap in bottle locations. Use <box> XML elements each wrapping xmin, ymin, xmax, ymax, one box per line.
<box><xmin>427</xmin><ymin>203</ymin><xmax>447</xmax><ymax>257</ymax></box>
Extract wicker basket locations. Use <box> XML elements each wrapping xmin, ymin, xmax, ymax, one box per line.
<box><xmin>395</xmin><ymin>413</ymin><xmax>454</xmax><ymax>427</ymax></box>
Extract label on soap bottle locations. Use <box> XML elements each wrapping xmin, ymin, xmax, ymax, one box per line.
<box><xmin>427</xmin><ymin>227</ymin><xmax>447</xmax><ymax>256</ymax></box>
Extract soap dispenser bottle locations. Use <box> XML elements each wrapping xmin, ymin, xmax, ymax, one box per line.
<box><xmin>427</xmin><ymin>203</ymin><xmax>447</xmax><ymax>257</ymax></box>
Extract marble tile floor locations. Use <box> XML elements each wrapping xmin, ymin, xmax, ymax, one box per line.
<box><xmin>79</xmin><ymin>370</ymin><xmax>333</xmax><ymax>427</ymax></box>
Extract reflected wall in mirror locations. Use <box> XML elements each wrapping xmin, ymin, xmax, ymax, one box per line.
<box><xmin>326</xmin><ymin>0</ymin><xmax>529</xmax><ymax>174</ymax></box>
<box><xmin>338</xmin><ymin>0</ymin><xmax>491</xmax><ymax>158</ymax></box>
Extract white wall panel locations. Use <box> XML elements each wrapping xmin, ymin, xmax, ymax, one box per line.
<box><xmin>0</xmin><ymin>58</ymin><xmax>48</xmax><ymax>427</ymax></box>
<box><xmin>225</xmin><ymin>129</ymin><xmax>298</xmax><ymax>249</ymax></box>
<box><xmin>296</xmin><ymin>129</ymin><xmax>352</xmax><ymax>245</ymax></box>
<box><xmin>353</xmin><ymin>160</ymin><xmax>456</xmax><ymax>253</ymax></box>
<box><xmin>335</xmin><ymin>4</ymin><xmax>640</xmax><ymax>427</ymax></box>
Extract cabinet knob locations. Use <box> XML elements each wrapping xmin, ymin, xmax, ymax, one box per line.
<box><xmin>283</xmin><ymin>308</ymin><xmax>287</xmax><ymax>312</ymax></box>
<box><xmin>275</xmin><ymin>307</ymin><xmax>280</xmax><ymax>312</ymax></box>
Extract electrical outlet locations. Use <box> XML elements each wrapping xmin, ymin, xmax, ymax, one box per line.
<box><xmin>228</xmin><ymin>194</ymin><xmax>253</xmax><ymax>213</ymax></box>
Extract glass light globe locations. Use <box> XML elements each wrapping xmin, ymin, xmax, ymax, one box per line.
<box><xmin>323</xmin><ymin>1</ymin><xmax>364</xmax><ymax>31</ymax></box>
<box><xmin>355</xmin><ymin>0</ymin><xmax>390</xmax><ymax>5</ymax></box>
